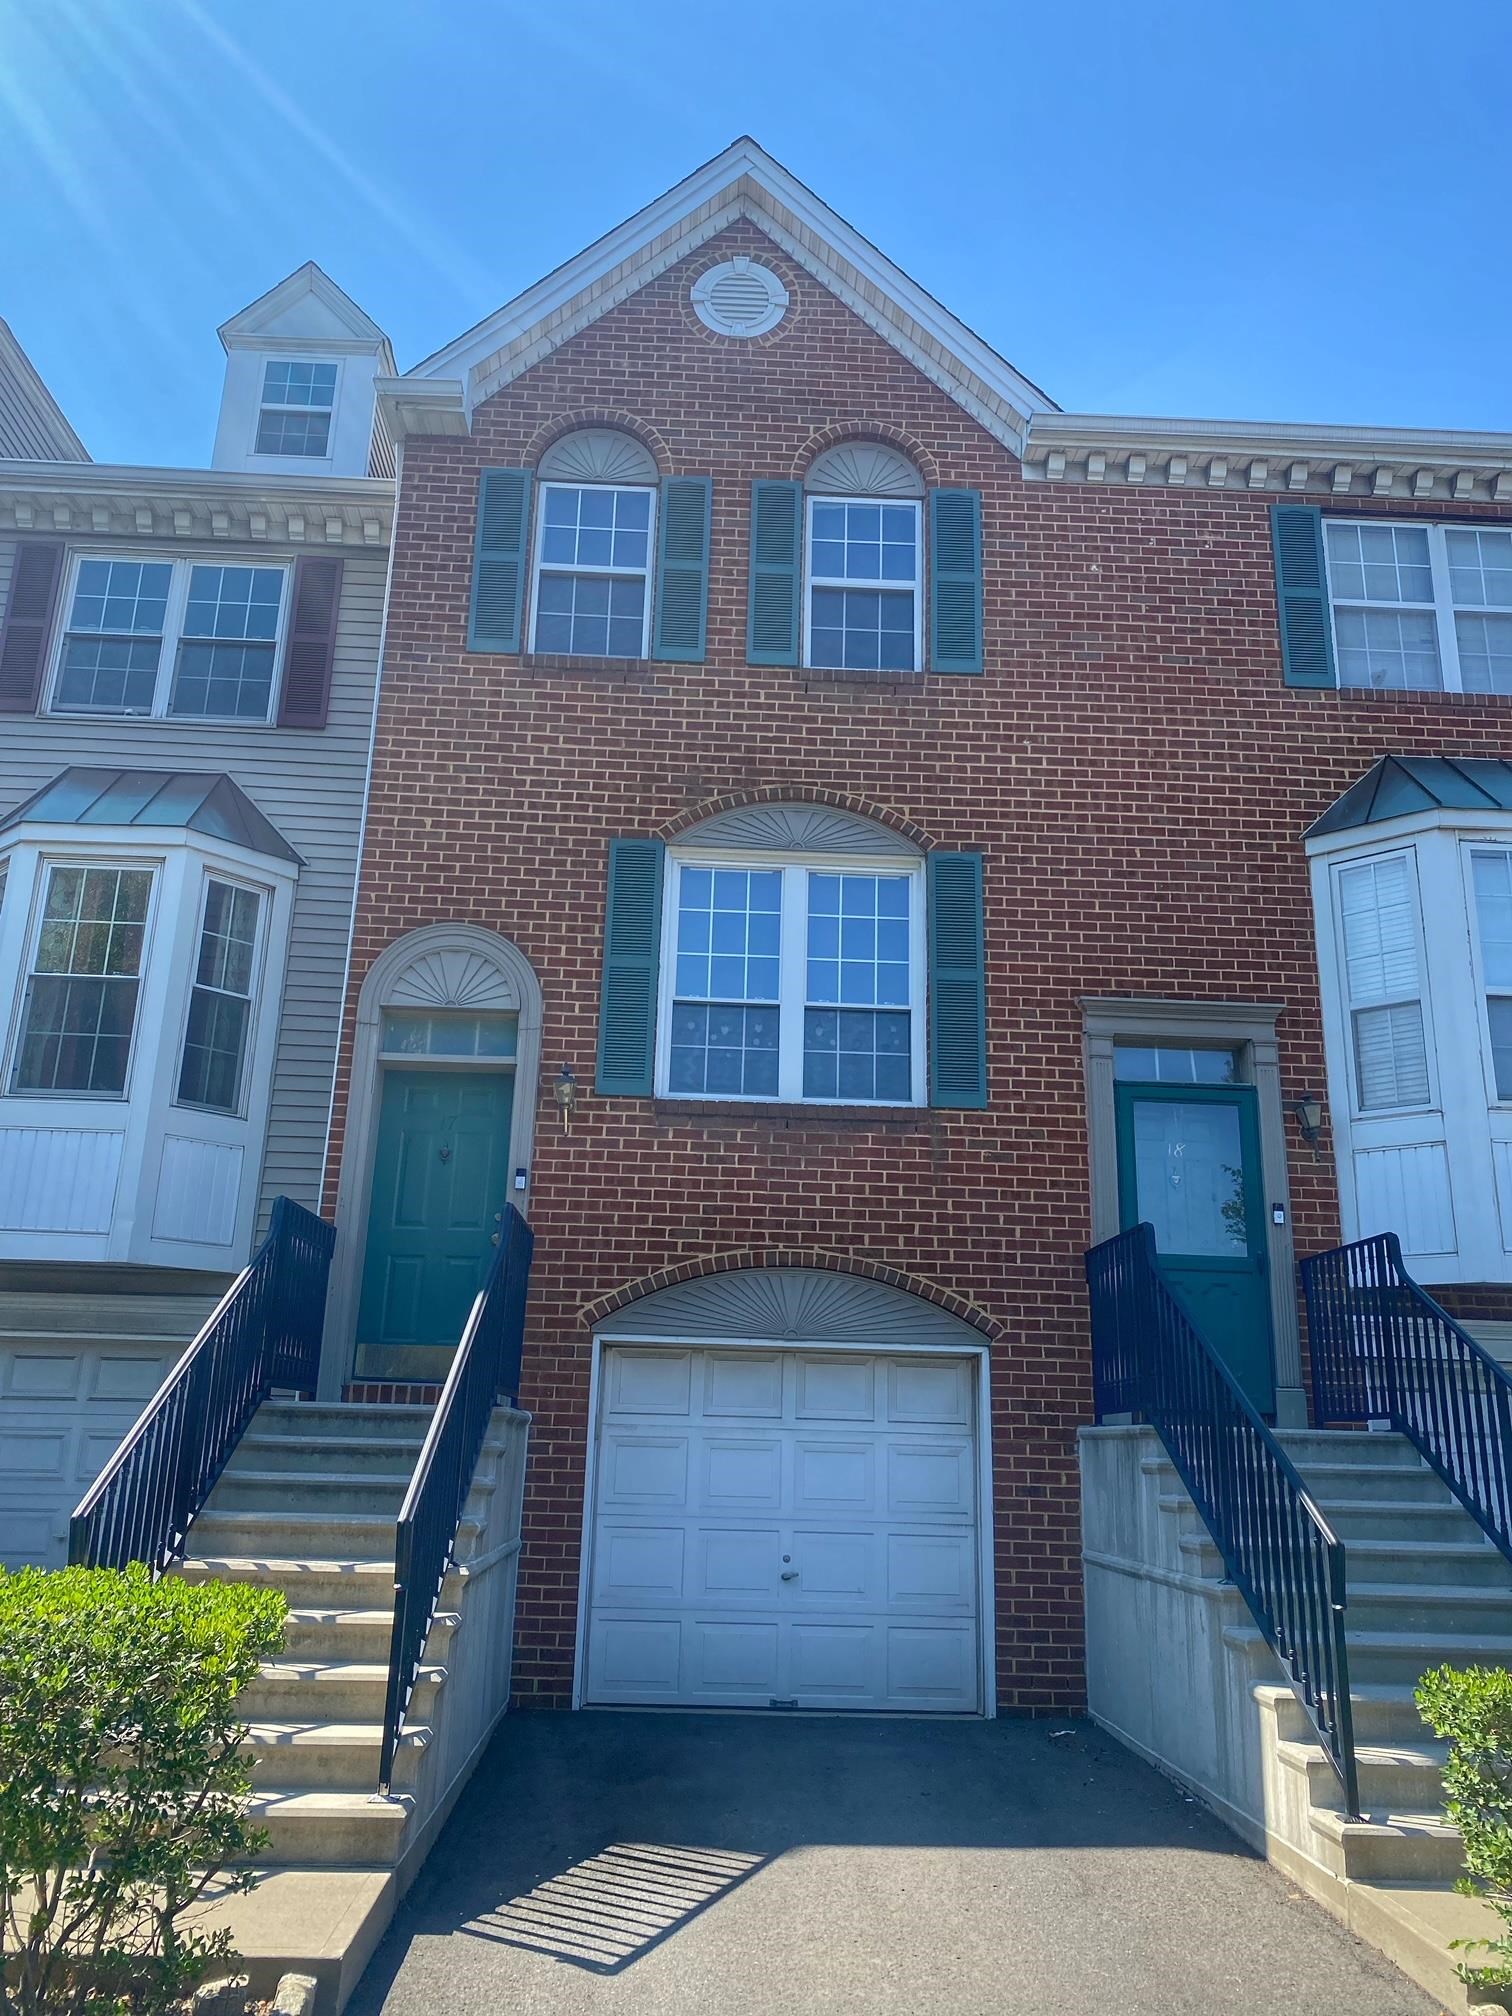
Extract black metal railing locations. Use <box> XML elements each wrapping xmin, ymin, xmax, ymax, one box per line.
<box><xmin>1087</xmin><ymin>1223</ymin><xmax>1359</xmax><ymax>1816</ymax></box>
<box><xmin>69</xmin><ymin>1196</ymin><xmax>334</xmax><ymax>1574</ymax></box>
<box><xmin>378</xmin><ymin>1204</ymin><xmax>533</xmax><ymax>1792</ymax></box>
<box><xmin>1304</xmin><ymin>1231</ymin><xmax>1512</xmax><ymax>1559</ymax></box>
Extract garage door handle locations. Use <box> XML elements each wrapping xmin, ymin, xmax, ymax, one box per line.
<box><xmin>780</xmin><ymin>1569</ymin><xmax>799</xmax><ymax>1581</ymax></box>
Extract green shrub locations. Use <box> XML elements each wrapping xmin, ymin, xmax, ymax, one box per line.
<box><xmin>0</xmin><ymin>1565</ymin><xmax>285</xmax><ymax>2016</ymax></box>
<box><xmin>1417</xmin><ymin>1662</ymin><xmax>1512</xmax><ymax>1996</ymax></box>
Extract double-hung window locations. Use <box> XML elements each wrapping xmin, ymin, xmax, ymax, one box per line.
<box><xmin>1334</xmin><ymin>852</ymin><xmax>1431</xmax><ymax>1110</ymax></box>
<box><xmin>1470</xmin><ymin>849</ymin><xmax>1512</xmax><ymax>1099</ymax></box>
<box><xmin>255</xmin><ymin>359</ymin><xmax>337</xmax><ymax>457</ymax></box>
<box><xmin>661</xmin><ymin>857</ymin><xmax>925</xmax><ymax>1104</ymax></box>
<box><xmin>1325</xmin><ymin>520</ymin><xmax>1512</xmax><ymax>694</ymax></box>
<box><xmin>176</xmin><ymin>878</ymin><xmax>262</xmax><ymax>1114</ymax></box>
<box><xmin>12</xmin><ymin>863</ymin><xmax>154</xmax><ymax>1097</ymax></box>
<box><xmin>51</xmin><ymin>557</ymin><xmax>288</xmax><ymax>721</ymax></box>
<box><xmin>805</xmin><ymin>497</ymin><xmax>921</xmax><ymax>671</ymax></box>
<box><xmin>531</xmin><ymin>481</ymin><xmax>656</xmax><ymax>658</ymax></box>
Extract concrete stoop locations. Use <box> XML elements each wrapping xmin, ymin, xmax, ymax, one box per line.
<box><xmin>1081</xmin><ymin>1423</ymin><xmax>1512</xmax><ymax>2015</ymax></box>
<box><xmin>173</xmin><ymin>1398</ymin><xmax>531</xmax><ymax>2012</ymax></box>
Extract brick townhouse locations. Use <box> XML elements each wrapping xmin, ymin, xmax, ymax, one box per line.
<box><xmin>316</xmin><ymin>138</ymin><xmax>1512</xmax><ymax>1715</ymax></box>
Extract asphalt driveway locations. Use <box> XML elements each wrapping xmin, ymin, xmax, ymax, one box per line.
<box><xmin>350</xmin><ymin>1711</ymin><xmax>1437</xmax><ymax>2016</ymax></box>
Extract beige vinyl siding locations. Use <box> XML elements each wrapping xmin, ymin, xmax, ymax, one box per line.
<box><xmin>0</xmin><ymin>535</ymin><xmax>383</xmax><ymax>1240</ymax></box>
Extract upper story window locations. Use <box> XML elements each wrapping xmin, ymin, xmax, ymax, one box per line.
<box><xmin>803</xmin><ymin>444</ymin><xmax>924</xmax><ymax>672</ymax></box>
<box><xmin>12</xmin><ymin>863</ymin><xmax>154</xmax><ymax>1097</ymax></box>
<box><xmin>529</xmin><ymin>430</ymin><xmax>660</xmax><ymax>659</ymax></box>
<box><xmin>50</xmin><ymin>556</ymin><xmax>288</xmax><ymax>722</ymax></box>
<box><xmin>1325</xmin><ymin>520</ymin><xmax>1512</xmax><ymax>695</ymax></box>
<box><xmin>657</xmin><ymin>850</ymin><xmax>926</xmax><ymax>1106</ymax></box>
<box><xmin>255</xmin><ymin>359</ymin><xmax>337</xmax><ymax>458</ymax></box>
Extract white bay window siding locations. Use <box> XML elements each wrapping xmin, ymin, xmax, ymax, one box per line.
<box><xmin>1312</xmin><ymin>816</ymin><xmax>1512</xmax><ymax>1281</ymax></box>
<box><xmin>0</xmin><ymin>535</ymin><xmax>387</xmax><ymax>1245</ymax></box>
<box><xmin>1325</xmin><ymin>520</ymin><xmax>1512</xmax><ymax>695</ymax></box>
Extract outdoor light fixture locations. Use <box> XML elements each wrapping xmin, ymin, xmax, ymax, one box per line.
<box><xmin>1292</xmin><ymin>1092</ymin><xmax>1325</xmax><ymax>1160</ymax></box>
<box><xmin>555</xmin><ymin>1066</ymin><xmax>578</xmax><ymax>1132</ymax></box>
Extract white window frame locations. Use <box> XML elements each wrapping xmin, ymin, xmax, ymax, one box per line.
<box><xmin>171</xmin><ymin>868</ymin><xmax>272</xmax><ymax>1120</ymax></box>
<box><xmin>1324</xmin><ymin>517</ymin><xmax>1512</xmax><ymax>695</ymax></box>
<box><xmin>6</xmin><ymin>854</ymin><xmax>161</xmax><ymax>1103</ymax></box>
<box><xmin>528</xmin><ymin>479</ymin><xmax>657</xmax><ymax>660</ymax></box>
<box><xmin>45</xmin><ymin>551</ymin><xmax>293</xmax><ymax>724</ymax></box>
<box><xmin>802</xmin><ymin>494</ymin><xmax>923</xmax><ymax>674</ymax></box>
<box><xmin>1462</xmin><ymin>841</ymin><xmax>1512</xmax><ymax>1109</ymax></box>
<box><xmin>1329</xmin><ymin>845</ymin><xmax>1437</xmax><ymax>1118</ymax></box>
<box><xmin>654</xmin><ymin>850</ymin><xmax>927</xmax><ymax>1107</ymax></box>
<box><xmin>254</xmin><ymin>357</ymin><xmax>340</xmax><ymax>461</ymax></box>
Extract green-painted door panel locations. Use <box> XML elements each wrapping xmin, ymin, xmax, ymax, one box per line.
<box><xmin>358</xmin><ymin>1068</ymin><xmax>515</xmax><ymax>1350</ymax></box>
<box><xmin>1114</xmin><ymin>1079</ymin><xmax>1275</xmax><ymax>1415</ymax></box>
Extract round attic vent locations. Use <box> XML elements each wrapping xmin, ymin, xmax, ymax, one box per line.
<box><xmin>691</xmin><ymin>258</ymin><xmax>789</xmax><ymax>338</ymax></box>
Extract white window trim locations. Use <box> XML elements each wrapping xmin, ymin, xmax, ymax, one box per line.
<box><xmin>45</xmin><ymin>550</ymin><xmax>293</xmax><ymax>725</ymax></box>
<box><xmin>653</xmin><ymin>848</ymin><xmax>927</xmax><ymax>1107</ymax></box>
<box><xmin>1324</xmin><ymin>517</ymin><xmax>1512</xmax><ymax>695</ymax></box>
<box><xmin>254</xmin><ymin>356</ymin><xmax>341</xmax><ymax>462</ymax></box>
<box><xmin>527</xmin><ymin>478</ymin><xmax>658</xmax><ymax>660</ymax></box>
<box><xmin>5</xmin><ymin>853</ymin><xmax>163</xmax><ymax>1104</ymax></box>
<box><xmin>170</xmin><ymin>868</ymin><xmax>273</xmax><ymax>1121</ymax></box>
<box><xmin>1328</xmin><ymin>845</ymin><xmax>1437</xmax><ymax>1119</ymax></box>
<box><xmin>802</xmin><ymin>494</ymin><xmax>923</xmax><ymax>674</ymax></box>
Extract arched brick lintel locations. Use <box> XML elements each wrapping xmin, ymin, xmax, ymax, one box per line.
<box><xmin>657</xmin><ymin>785</ymin><xmax>937</xmax><ymax>853</ymax></box>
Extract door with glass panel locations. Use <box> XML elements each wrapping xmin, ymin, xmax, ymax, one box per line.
<box><xmin>1113</xmin><ymin>1046</ymin><xmax>1274</xmax><ymax>1415</ymax></box>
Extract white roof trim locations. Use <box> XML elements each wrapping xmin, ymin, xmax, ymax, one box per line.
<box><xmin>406</xmin><ymin>138</ymin><xmax>1057</xmax><ymax>453</ymax></box>
<box><xmin>0</xmin><ymin>461</ymin><xmax>393</xmax><ymax>546</ymax></box>
<box><xmin>219</xmin><ymin>260</ymin><xmax>395</xmax><ymax>365</ymax></box>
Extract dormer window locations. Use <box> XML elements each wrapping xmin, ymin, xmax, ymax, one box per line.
<box><xmin>255</xmin><ymin>359</ymin><xmax>337</xmax><ymax>458</ymax></box>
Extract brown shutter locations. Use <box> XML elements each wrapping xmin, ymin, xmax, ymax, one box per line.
<box><xmin>0</xmin><ymin>541</ymin><xmax>64</xmax><ymax>713</ymax></box>
<box><xmin>277</xmin><ymin>555</ymin><xmax>343</xmax><ymax>729</ymax></box>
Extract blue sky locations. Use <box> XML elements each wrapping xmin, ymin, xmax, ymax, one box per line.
<box><xmin>5</xmin><ymin>0</ymin><xmax>1511</xmax><ymax>466</ymax></box>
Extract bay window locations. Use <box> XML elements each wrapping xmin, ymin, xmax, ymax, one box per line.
<box><xmin>176</xmin><ymin>879</ymin><xmax>263</xmax><ymax>1113</ymax></box>
<box><xmin>12</xmin><ymin>864</ymin><xmax>153</xmax><ymax>1096</ymax></box>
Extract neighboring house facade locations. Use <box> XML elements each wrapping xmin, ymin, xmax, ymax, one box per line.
<box><xmin>318</xmin><ymin>138</ymin><xmax>1512</xmax><ymax>1720</ymax></box>
<box><xmin>0</xmin><ymin>270</ymin><xmax>394</xmax><ymax>1564</ymax></box>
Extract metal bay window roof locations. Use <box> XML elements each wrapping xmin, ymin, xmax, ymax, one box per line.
<box><xmin>0</xmin><ymin>767</ymin><xmax>302</xmax><ymax>863</ymax></box>
<box><xmin>1307</xmin><ymin>755</ymin><xmax>1512</xmax><ymax>839</ymax></box>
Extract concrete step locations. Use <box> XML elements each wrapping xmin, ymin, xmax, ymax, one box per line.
<box><xmin>1178</xmin><ymin>1531</ymin><xmax>1512</xmax><ymax>1591</ymax></box>
<box><xmin>1315</xmin><ymin>1498</ymin><xmax>1488</xmax><ymax>1544</ymax></box>
<box><xmin>207</xmin><ymin>1471</ymin><xmax>413</xmax><ymax>1517</ymax></box>
<box><xmin>1291</xmin><ymin>1461</ymin><xmax>1457</xmax><ymax>1505</ymax></box>
<box><xmin>230</xmin><ymin>1433</ymin><xmax>424</xmax><ymax>1478</ymax></box>
<box><xmin>1274</xmin><ymin>1431</ymin><xmax>1424</xmax><ymax>1468</ymax></box>
<box><xmin>177</xmin><ymin>1554</ymin><xmax>400</xmax><ymax>1608</ymax></box>
<box><xmin>1260</xmin><ymin>1681</ymin><xmax>1430</xmax><ymax>1748</ymax></box>
<box><xmin>250</xmin><ymin>1402</ymin><xmax>434</xmax><ymax>1442</ymax></box>
<box><xmin>246</xmin><ymin>1787</ymin><xmax>413</xmax><ymax>1867</ymax></box>
<box><xmin>1275</xmin><ymin>1735</ymin><xmax>1448</xmax><ymax>1815</ymax></box>
<box><xmin>281</xmin><ymin>1606</ymin><xmax>457</xmax><ymax>1663</ymax></box>
<box><xmin>242</xmin><ymin>1720</ymin><xmax>427</xmax><ymax>1791</ymax></box>
<box><xmin>1310</xmin><ymin>1805</ymin><xmax>1464</xmax><ymax>1883</ymax></box>
<box><xmin>1342</xmin><ymin>1628</ymin><xmax>1512</xmax><ymax>1686</ymax></box>
<box><xmin>1344</xmin><ymin>1581</ymin><xmax>1512</xmax><ymax>1636</ymax></box>
<box><xmin>238</xmin><ymin>1659</ymin><xmax>445</xmax><ymax>1724</ymax></box>
<box><xmin>189</xmin><ymin>1510</ymin><xmax>399</xmax><ymax>1561</ymax></box>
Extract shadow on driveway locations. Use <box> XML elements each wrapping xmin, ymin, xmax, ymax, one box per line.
<box><xmin>349</xmin><ymin>1711</ymin><xmax>1437</xmax><ymax>2016</ymax></box>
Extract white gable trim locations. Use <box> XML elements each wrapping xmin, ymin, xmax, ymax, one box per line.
<box><xmin>408</xmin><ymin>140</ymin><xmax>1057</xmax><ymax>455</ymax></box>
<box><xmin>219</xmin><ymin>261</ymin><xmax>394</xmax><ymax>363</ymax></box>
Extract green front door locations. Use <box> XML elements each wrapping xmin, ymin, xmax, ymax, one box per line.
<box><xmin>358</xmin><ymin>1068</ymin><xmax>515</xmax><ymax>1351</ymax></box>
<box><xmin>1115</xmin><ymin>1080</ymin><xmax>1275</xmax><ymax>1415</ymax></box>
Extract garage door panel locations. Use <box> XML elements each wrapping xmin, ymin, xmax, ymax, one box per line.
<box><xmin>594</xmin><ymin>1526</ymin><xmax>686</xmax><ymax>1604</ymax></box>
<box><xmin>5</xmin><ymin>1353</ymin><xmax>85</xmax><ymax>1400</ymax></box>
<box><xmin>586</xmin><ymin>1345</ymin><xmax>983</xmax><ymax>1713</ymax></box>
<box><xmin>701</xmin><ymin>1437</ymin><xmax>782</xmax><ymax>1510</ymax></box>
<box><xmin>91</xmin><ymin>1356</ymin><xmax>168</xmax><ymax>1402</ymax></box>
<box><xmin>703</xmin><ymin>1352</ymin><xmax>782</xmax><ymax>1417</ymax></box>
<box><xmin>0</xmin><ymin>1426</ymin><xmax>71</xmax><ymax>1476</ymax></box>
<box><xmin>886</xmin><ymin>1440</ymin><xmax>974</xmax><ymax>1518</ymax></box>
<box><xmin>793</xmin><ymin>1438</ymin><xmax>874</xmax><ymax>1513</ymax></box>
<box><xmin>601</xmin><ymin>1433</ymin><xmax>688</xmax><ymax>1506</ymax></box>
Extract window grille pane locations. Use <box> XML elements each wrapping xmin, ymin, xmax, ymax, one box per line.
<box><xmin>809</xmin><ymin>499</ymin><xmax>918</xmax><ymax>586</ymax></box>
<box><xmin>806</xmin><ymin>872</ymin><xmax>910</xmax><ymax>1007</ymax></box>
<box><xmin>68</xmin><ymin>558</ymin><xmax>172</xmax><ymax>635</ymax></box>
<box><xmin>668</xmin><ymin>1003</ymin><xmax>779</xmax><ymax>1096</ymax></box>
<box><xmin>1456</xmin><ymin>612</ymin><xmax>1512</xmax><ymax>696</ymax></box>
<box><xmin>183</xmin><ymin>565</ymin><xmax>283</xmax><ymax>642</ymax></box>
<box><xmin>1353</xmin><ymin>1001</ymin><xmax>1430</xmax><ymax>1109</ymax></box>
<box><xmin>255</xmin><ymin>408</ymin><xmax>332</xmax><ymax>456</ymax></box>
<box><xmin>169</xmin><ymin>641</ymin><xmax>277</xmax><ymax>719</ymax></box>
<box><xmin>1334</xmin><ymin>607</ymin><xmax>1442</xmax><ymax>691</ymax></box>
<box><xmin>14</xmin><ymin>867</ymin><xmax>149</xmax><ymax>1094</ymax></box>
<box><xmin>55</xmin><ymin>637</ymin><xmax>162</xmax><ymax>712</ymax></box>
<box><xmin>802</xmin><ymin>1008</ymin><xmax>911</xmax><ymax>1101</ymax></box>
<box><xmin>534</xmin><ymin>572</ymin><xmax>646</xmax><ymax>658</ymax></box>
<box><xmin>380</xmin><ymin>1010</ymin><xmax>518</xmax><ymax>1057</ymax></box>
<box><xmin>1447</xmin><ymin>528</ymin><xmax>1512</xmax><ymax>609</ymax></box>
<box><xmin>176</xmin><ymin>880</ymin><xmax>261</xmax><ymax>1112</ymax></box>
<box><xmin>1338</xmin><ymin>856</ymin><xmax>1421</xmax><ymax>1006</ymax></box>
<box><xmin>1325</xmin><ymin>521</ymin><xmax>1433</xmax><ymax>603</ymax></box>
<box><xmin>1472</xmin><ymin>852</ymin><xmax>1512</xmax><ymax>989</ymax></box>
<box><xmin>808</xmin><ymin>586</ymin><xmax>915</xmax><ymax>671</ymax></box>
<box><xmin>1488</xmin><ymin>998</ymin><xmax>1512</xmax><ymax>1102</ymax></box>
<box><xmin>674</xmin><ymin>867</ymin><xmax>781</xmax><ymax>1002</ymax></box>
<box><xmin>262</xmin><ymin>360</ymin><xmax>336</xmax><ymax>408</ymax></box>
<box><xmin>1112</xmin><ymin>1044</ymin><xmax>1238</xmax><ymax>1083</ymax></box>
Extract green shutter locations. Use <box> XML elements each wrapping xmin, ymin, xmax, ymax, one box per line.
<box><xmin>468</xmin><ymin>467</ymin><xmax>531</xmax><ymax>653</ymax></box>
<box><xmin>653</xmin><ymin>476</ymin><xmax>712</xmax><ymax>662</ymax></box>
<box><xmin>1270</xmin><ymin>504</ymin><xmax>1337</xmax><ymax>688</ymax></box>
<box><xmin>596</xmin><ymin>838</ymin><xmax>666</xmax><ymax>1096</ymax></box>
<box><xmin>928</xmin><ymin>851</ymin><xmax>987</xmax><ymax>1109</ymax></box>
<box><xmin>929</xmin><ymin>488</ymin><xmax>983</xmax><ymax>674</ymax></box>
<box><xmin>747</xmin><ymin>479</ymin><xmax>802</xmax><ymax>665</ymax></box>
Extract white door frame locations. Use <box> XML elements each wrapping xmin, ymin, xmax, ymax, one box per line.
<box><xmin>572</xmin><ymin>1328</ymin><xmax>997</xmax><ymax>1716</ymax></box>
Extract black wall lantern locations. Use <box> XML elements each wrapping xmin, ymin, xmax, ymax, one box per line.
<box><xmin>1292</xmin><ymin>1092</ymin><xmax>1325</xmax><ymax>1160</ymax></box>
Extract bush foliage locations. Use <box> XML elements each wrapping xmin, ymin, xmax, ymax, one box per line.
<box><xmin>1417</xmin><ymin>1662</ymin><xmax>1512</xmax><ymax>1996</ymax></box>
<box><xmin>0</xmin><ymin>1565</ymin><xmax>284</xmax><ymax>2016</ymax></box>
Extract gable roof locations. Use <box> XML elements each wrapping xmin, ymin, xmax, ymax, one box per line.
<box><xmin>0</xmin><ymin>768</ymin><xmax>301</xmax><ymax>864</ymax></box>
<box><xmin>0</xmin><ymin>319</ymin><xmax>88</xmax><ymax>462</ymax></box>
<box><xmin>219</xmin><ymin>261</ymin><xmax>395</xmax><ymax>365</ymax></box>
<box><xmin>1307</xmin><ymin>755</ymin><xmax>1512</xmax><ymax>838</ymax></box>
<box><xmin>402</xmin><ymin>138</ymin><xmax>1057</xmax><ymax>453</ymax></box>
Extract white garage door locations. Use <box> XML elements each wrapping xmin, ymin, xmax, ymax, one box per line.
<box><xmin>0</xmin><ymin>1344</ymin><xmax>176</xmax><ymax>1568</ymax></box>
<box><xmin>584</xmin><ymin>1346</ymin><xmax>982</xmax><ymax>1712</ymax></box>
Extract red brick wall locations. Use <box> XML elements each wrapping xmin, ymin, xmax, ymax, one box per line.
<box><xmin>328</xmin><ymin>218</ymin><xmax>1512</xmax><ymax>1710</ymax></box>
